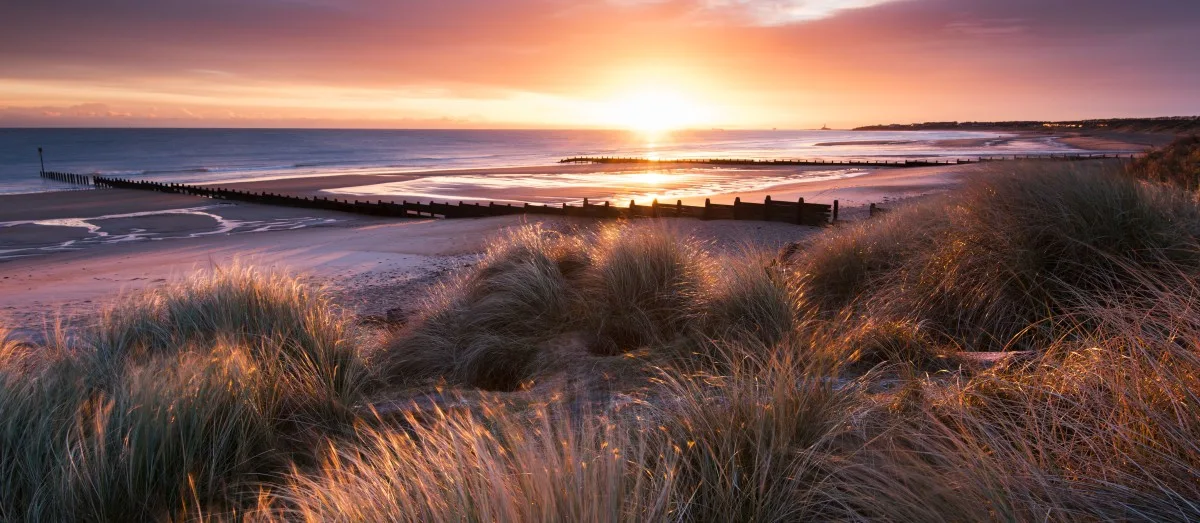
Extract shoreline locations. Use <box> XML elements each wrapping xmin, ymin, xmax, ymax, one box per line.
<box><xmin>2</xmin><ymin>129</ymin><xmax>1155</xmax><ymax>198</ymax></box>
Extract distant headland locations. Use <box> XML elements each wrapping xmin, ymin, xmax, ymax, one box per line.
<box><xmin>854</xmin><ymin>116</ymin><xmax>1200</xmax><ymax>134</ymax></box>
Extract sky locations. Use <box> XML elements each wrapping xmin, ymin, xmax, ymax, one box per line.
<box><xmin>1</xmin><ymin>0</ymin><xmax>1198</xmax><ymax>129</ymax></box>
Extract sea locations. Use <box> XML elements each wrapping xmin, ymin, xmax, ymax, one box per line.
<box><xmin>0</xmin><ymin>128</ymin><xmax>1088</xmax><ymax>196</ymax></box>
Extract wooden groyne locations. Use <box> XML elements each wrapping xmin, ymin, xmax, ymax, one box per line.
<box><xmin>560</xmin><ymin>152</ymin><xmax>1136</xmax><ymax>167</ymax></box>
<box><xmin>40</xmin><ymin>170</ymin><xmax>94</xmax><ymax>185</ymax></box>
<box><xmin>86</xmin><ymin>175</ymin><xmax>838</xmax><ymax>226</ymax></box>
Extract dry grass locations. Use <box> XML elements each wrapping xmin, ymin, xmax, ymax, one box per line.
<box><xmin>381</xmin><ymin>224</ymin><xmax>586</xmax><ymax>391</ymax></box>
<box><xmin>583</xmin><ymin>226</ymin><xmax>712</xmax><ymax>355</ymax></box>
<box><xmin>6</xmin><ymin>161</ymin><xmax>1200</xmax><ymax>520</ymax></box>
<box><xmin>701</xmin><ymin>252</ymin><xmax>801</xmax><ymax>347</ymax></box>
<box><xmin>380</xmin><ymin>223</ymin><xmax>748</xmax><ymax>389</ymax></box>
<box><xmin>0</xmin><ymin>266</ymin><xmax>366</xmax><ymax>521</ymax></box>
<box><xmin>793</xmin><ymin>161</ymin><xmax>1200</xmax><ymax>350</ymax></box>
<box><xmin>1128</xmin><ymin>135</ymin><xmax>1200</xmax><ymax>192</ymax></box>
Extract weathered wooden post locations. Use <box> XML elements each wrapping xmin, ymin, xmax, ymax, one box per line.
<box><xmin>764</xmin><ymin>195</ymin><xmax>772</xmax><ymax>221</ymax></box>
<box><xmin>703</xmin><ymin>198</ymin><xmax>710</xmax><ymax>221</ymax></box>
<box><xmin>833</xmin><ymin>200</ymin><xmax>839</xmax><ymax>223</ymax></box>
<box><xmin>651</xmin><ymin>199</ymin><xmax>658</xmax><ymax>218</ymax></box>
<box><xmin>676</xmin><ymin>200</ymin><xmax>683</xmax><ymax>217</ymax></box>
<box><xmin>733</xmin><ymin>197</ymin><xmax>741</xmax><ymax>220</ymax></box>
<box><xmin>38</xmin><ymin>147</ymin><xmax>45</xmax><ymax>176</ymax></box>
<box><xmin>870</xmin><ymin>203</ymin><xmax>876</xmax><ymax>217</ymax></box>
<box><xmin>797</xmin><ymin>197</ymin><xmax>805</xmax><ymax>225</ymax></box>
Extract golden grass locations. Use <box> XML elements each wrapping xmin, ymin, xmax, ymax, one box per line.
<box><xmin>0</xmin><ymin>266</ymin><xmax>366</xmax><ymax>521</ymax></box>
<box><xmin>4</xmin><ymin>161</ymin><xmax>1200</xmax><ymax>520</ymax></box>
<box><xmin>1128</xmin><ymin>135</ymin><xmax>1200</xmax><ymax>192</ymax></box>
<box><xmin>794</xmin><ymin>162</ymin><xmax>1200</xmax><ymax>350</ymax></box>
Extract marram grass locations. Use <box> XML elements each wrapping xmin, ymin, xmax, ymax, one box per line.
<box><xmin>4</xmin><ymin>162</ymin><xmax>1200</xmax><ymax>521</ymax></box>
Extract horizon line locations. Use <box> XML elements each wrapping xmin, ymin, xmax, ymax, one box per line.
<box><xmin>2</xmin><ymin>115</ymin><xmax>1196</xmax><ymax>133</ymax></box>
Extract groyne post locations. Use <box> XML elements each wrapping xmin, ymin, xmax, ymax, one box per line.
<box><xmin>38</xmin><ymin>147</ymin><xmax>45</xmax><ymax>176</ymax></box>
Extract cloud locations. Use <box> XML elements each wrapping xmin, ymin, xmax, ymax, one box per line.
<box><xmin>702</xmin><ymin>0</ymin><xmax>903</xmax><ymax>24</ymax></box>
<box><xmin>943</xmin><ymin>19</ymin><xmax>1027</xmax><ymax>37</ymax></box>
<box><xmin>0</xmin><ymin>0</ymin><xmax>1197</xmax><ymax>127</ymax></box>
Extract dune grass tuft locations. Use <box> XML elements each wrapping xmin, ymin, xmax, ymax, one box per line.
<box><xmin>1127</xmin><ymin>135</ymin><xmax>1200</xmax><ymax>192</ymax></box>
<box><xmin>698</xmin><ymin>252</ymin><xmax>800</xmax><ymax>347</ymax></box>
<box><xmin>838</xmin><ymin>318</ymin><xmax>959</xmax><ymax>373</ymax></box>
<box><xmin>0</xmin><ymin>266</ymin><xmax>366</xmax><ymax>521</ymax></box>
<box><xmin>793</xmin><ymin>162</ymin><xmax>1200</xmax><ymax>349</ymax></box>
<box><xmin>381</xmin><ymin>224</ymin><xmax>584</xmax><ymax>390</ymax></box>
<box><xmin>582</xmin><ymin>225</ymin><xmax>713</xmax><ymax>355</ymax></box>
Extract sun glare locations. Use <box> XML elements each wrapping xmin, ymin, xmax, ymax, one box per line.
<box><xmin>632</xmin><ymin>171</ymin><xmax>671</xmax><ymax>185</ymax></box>
<box><xmin>608</xmin><ymin>90</ymin><xmax>710</xmax><ymax>135</ymax></box>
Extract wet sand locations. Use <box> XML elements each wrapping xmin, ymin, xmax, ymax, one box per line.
<box><xmin>1054</xmin><ymin>131</ymin><xmax>1174</xmax><ymax>151</ymax></box>
<box><xmin>815</xmin><ymin>140</ymin><xmax>915</xmax><ymax>147</ymax></box>
<box><xmin>0</xmin><ymin>189</ymin><xmax>213</xmax><ymax>222</ymax></box>
<box><xmin>0</xmin><ymin>197</ymin><xmax>350</xmax><ymax>260</ymax></box>
<box><xmin>716</xmin><ymin>164</ymin><xmax>977</xmax><ymax>217</ymax></box>
<box><xmin>237</xmin><ymin>163</ymin><xmax>906</xmax><ymax>208</ymax></box>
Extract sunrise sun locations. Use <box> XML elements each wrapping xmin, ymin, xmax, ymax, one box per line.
<box><xmin>607</xmin><ymin>89</ymin><xmax>711</xmax><ymax>134</ymax></box>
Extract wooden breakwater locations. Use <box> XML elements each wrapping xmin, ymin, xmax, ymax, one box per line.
<box><xmin>40</xmin><ymin>170</ymin><xmax>94</xmax><ymax>185</ymax></box>
<box><xmin>87</xmin><ymin>175</ymin><xmax>838</xmax><ymax>226</ymax></box>
<box><xmin>560</xmin><ymin>152</ymin><xmax>1136</xmax><ymax>167</ymax></box>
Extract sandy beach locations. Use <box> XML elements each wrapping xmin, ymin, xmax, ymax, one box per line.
<box><xmin>0</xmin><ymin>159</ymin><xmax>990</xmax><ymax>337</ymax></box>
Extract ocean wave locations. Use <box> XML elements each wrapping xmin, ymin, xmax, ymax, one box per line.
<box><xmin>141</xmin><ymin>168</ymin><xmax>211</xmax><ymax>175</ymax></box>
<box><xmin>199</xmin><ymin>165</ymin><xmax>299</xmax><ymax>174</ymax></box>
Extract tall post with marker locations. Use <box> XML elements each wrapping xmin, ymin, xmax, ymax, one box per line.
<box><xmin>38</xmin><ymin>147</ymin><xmax>45</xmax><ymax>176</ymax></box>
